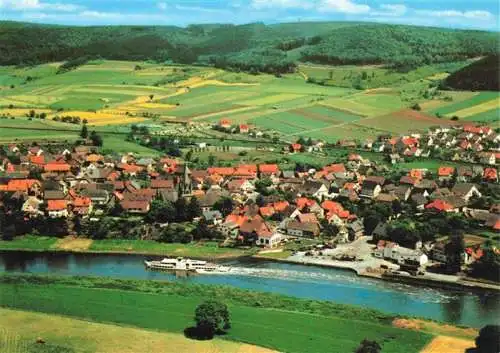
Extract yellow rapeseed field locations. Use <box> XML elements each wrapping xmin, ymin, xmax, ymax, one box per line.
<box><xmin>135</xmin><ymin>103</ymin><xmax>177</xmax><ymax>109</ymax></box>
<box><xmin>0</xmin><ymin>108</ymin><xmax>53</xmax><ymax>116</ymax></box>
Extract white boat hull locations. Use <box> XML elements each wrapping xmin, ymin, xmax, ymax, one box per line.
<box><xmin>144</xmin><ymin>259</ymin><xmax>231</xmax><ymax>275</ymax></box>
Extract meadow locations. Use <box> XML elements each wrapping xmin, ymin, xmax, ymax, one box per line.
<box><xmin>0</xmin><ymin>59</ymin><xmax>497</xmax><ymax>146</ymax></box>
<box><xmin>0</xmin><ymin>308</ymin><xmax>269</xmax><ymax>353</ymax></box>
<box><xmin>0</xmin><ymin>274</ymin><xmax>433</xmax><ymax>353</ymax></box>
<box><xmin>0</xmin><ymin>236</ymin><xmax>252</xmax><ymax>259</ymax></box>
<box><xmin>429</xmin><ymin>92</ymin><xmax>499</xmax><ymax>118</ymax></box>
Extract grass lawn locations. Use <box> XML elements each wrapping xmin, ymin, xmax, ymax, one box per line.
<box><xmin>88</xmin><ymin>239</ymin><xmax>253</xmax><ymax>258</ymax></box>
<box><xmin>100</xmin><ymin>135</ymin><xmax>161</xmax><ymax>156</ymax></box>
<box><xmin>0</xmin><ymin>236</ymin><xmax>59</xmax><ymax>251</ymax></box>
<box><xmin>0</xmin><ymin>308</ymin><xmax>272</xmax><ymax>353</ymax></box>
<box><xmin>0</xmin><ymin>276</ymin><xmax>433</xmax><ymax>353</ymax></box>
<box><xmin>0</xmin><ymin>236</ymin><xmax>252</xmax><ymax>259</ymax></box>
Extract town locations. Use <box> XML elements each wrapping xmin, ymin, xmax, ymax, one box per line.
<box><xmin>1</xmin><ymin>119</ymin><xmax>499</xmax><ymax>289</ymax></box>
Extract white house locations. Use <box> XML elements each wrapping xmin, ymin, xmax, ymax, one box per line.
<box><xmin>257</xmin><ymin>232</ymin><xmax>283</xmax><ymax>248</ymax></box>
<box><xmin>374</xmin><ymin>242</ymin><xmax>428</xmax><ymax>266</ymax></box>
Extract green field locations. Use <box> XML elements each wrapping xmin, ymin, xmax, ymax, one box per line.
<box><xmin>0</xmin><ymin>118</ymin><xmax>79</xmax><ymax>142</ymax></box>
<box><xmin>1</xmin><ymin>308</ymin><xmax>263</xmax><ymax>353</ymax></box>
<box><xmin>0</xmin><ymin>274</ymin><xmax>433</xmax><ymax>353</ymax></box>
<box><xmin>299</xmin><ymin>61</ymin><xmax>469</xmax><ymax>90</ymax></box>
<box><xmin>430</xmin><ymin>92</ymin><xmax>499</xmax><ymax>116</ymax></box>
<box><xmin>0</xmin><ymin>60</ymin><xmax>496</xmax><ymax>143</ymax></box>
<box><xmin>0</xmin><ymin>236</ymin><xmax>252</xmax><ymax>259</ymax></box>
<box><xmin>464</xmin><ymin>108</ymin><xmax>500</xmax><ymax>122</ymax></box>
<box><xmin>0</xmin><ymin>236</ymin><xmax>59</xmax><ymax>251</ymax></box>
<box><xmin>88</xmin><ymin>239</ymin><xmax>253</xmax><ymax>258</ymax></box>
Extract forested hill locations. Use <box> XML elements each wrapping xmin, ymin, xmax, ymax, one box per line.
<box><xmin>442</xmin><ymin>55</ymin><xmax>500</xmax><ymax>91</ymax></box>
<box><xmin>0</xmin><ymin>21</ymin><xmax>498</xmax><ymax>73</ymax></box>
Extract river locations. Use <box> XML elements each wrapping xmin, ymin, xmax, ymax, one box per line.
<box><xmin>0</xmin><ymin>251</ymin><xmax>498</xmax><ymax>328</ymax></box>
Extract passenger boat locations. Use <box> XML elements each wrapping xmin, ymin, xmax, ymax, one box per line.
<box><xmin>144</xmin><ymin>257</ymin><xmax>231</xmax><ymax>274</ymax></box>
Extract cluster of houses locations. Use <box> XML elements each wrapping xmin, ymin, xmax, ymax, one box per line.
<box><xmin>0</xmin><ymin>123</ymin><xmax>498</xmax><ymax>271</ymax></box>
<box><xmin>355</xmin><ymin>124</ymin><xmax>500</xmax><ymax>165</ymax></box>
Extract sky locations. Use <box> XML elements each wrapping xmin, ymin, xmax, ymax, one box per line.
<box><xmin>0</xmin><ymin>0</ymin><xmax>498</xmax><ymax>30</ymax></box>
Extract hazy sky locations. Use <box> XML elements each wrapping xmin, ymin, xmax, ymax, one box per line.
<box><xmin>0</xmin><ymin>0</ymin><xmax>498</xmax><ymax>30</ymax></box>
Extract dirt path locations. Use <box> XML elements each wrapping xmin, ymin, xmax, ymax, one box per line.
<box><xmin>54</xmin><ymin>237</ymin><xmax>93</xmax><ymax>251</ymax></box>
<box><xmin>420</xmin><ymin>336</ymin><xmax>474</xmax><ymax>353</ymax></box>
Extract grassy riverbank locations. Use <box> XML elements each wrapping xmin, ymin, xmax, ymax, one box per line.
<box><xmin>0</xmin><ymin>274</ymin><xmax>432</xmax><ymax>353</ymax></box>
<box><xmin>0</xmin><ymin>308</ymin><xmax>276</xmax><ymax>353</ymax></box>
<box><xmin>0</xmin><ymin>236</ymin><xmax>254</xmax><ymax>259</ymax></box>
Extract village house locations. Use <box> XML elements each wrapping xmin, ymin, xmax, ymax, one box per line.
<box><xmin>285</xmin><ymin>220</ymin><xmax>320</xmax><ymax>238</ymax></box>
<box><xmin>47</xmin><ymin>200</ymin><xmax>69</xmax><ymax>218</ymax></box>
<box><xmin>373</xmin><ymin>241</ymin><xmax>428</xmax><ymax>267</ymax></box>
<box><xmin>451</xmin><ymin>183</ymin><xmax>482</xmax><ymax>203</ymax></box>
<box><xmin>437</xmin><ymin>167</ymin><xmax>455</xmax><ymax>183</ymax></box>
<box><xmin>360</xmin><ymin>176</ymin><xmax>385</xmax><ymax>199</ymax></box>
<box><xmin>121</xmin><ymin>200</ymin><xmax>150</xmax><ymax>214</ymax></box>
<box><xmin>256</xmin><ymin>231</ymin><xmax>282</xmax><ymax>248</ymax></box>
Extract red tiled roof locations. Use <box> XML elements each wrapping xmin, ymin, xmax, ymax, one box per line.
<box><xmin>273</xmin><ymin>201</ymin><xmax>289</xmax><ymax>212</ymax></box>
<box><xmin>259</xmin><ymin>206</ymin><xmax>275</xmax><ymax>217</ymax></box>
<box><xmin>290</xmin><ymin>143</ymin><xmax>302</xmax><ymax>151</ymax></box>
<box><xmin>219</xmin><ymin>119</ymin><xmax>231</xmax><ymax>126</ymax></box>
<box><xmin>0</xmin><ymin>179</ymin><xmax>39</xmax><ymax>192</ymax></box>
<box><xmin>47</xmin><ymin>200</ymin><xmax>67</xmax><ymax>211</ymax></box>
<box><xmin>463</xmin><ymin>125</ymin><xmax>483</xmax><ymax>134</ymax></box>
<box><xmin>323</xmin><ymin>163</ymin><xmax>346</xmax><ymax>174</ymax></box>
<box><xmin>296</xmin><ymin>197</ymin><xmax>316</xmax><ymax>210</ymax></box>
<box><xmin>117</xmin><ymin>163</ymin><xmax>144</xmax><ymax>173</ymax></box>
<box><xmin>425</xmin><ymin>199</ymin><xmax>454</xmax><ymax>212</ymax></box>
<box><xmin>438</xmin><ymin>167</ymin><xmax>455</xmax><ymax>177</ymax></box>
<box><xmin>484</xmin><ymin>168</ymin><xmax>498</xmax><ymax>181</ymax></box>
<box><xmin>208</xmin><ymin>167</ymin><xmax>234</xmax><ymax>176</ymax></box>
<box><xmin>29</xmin><ymin>155</ymin><xmax>45</xmax><ymax>165</ymax></box>
<box><xmin>44</xmin><ymin>163</ymin><xmax>71</xmax><ymax>172</ymax></box>
<box><xmin>151</xmin><ymin>179</ymin><xmax>174</xmax><ymax>189</ymax></box>
<box><xmin>259</xmin><ymin>164</ymin><xmax>280</xmax><ymax>174</ymax></box>
<box><xmin>225</xmin><ymin>214</ymin><xmax>246</xmax><ymax>227</ymax></box>
<box><xmin>401</xmin><ymin>137</ymin><xmax>418</xmax><ymax>146</ymax></box>
<box><xmin>73</xmin><ymin>197</ymin><xmax>91</xmax><ymax>207</ymax></box>
<box><xmin>409</xmin><ymin>169</ymin><xmax>424</xmax><ymax>180</ymax></box>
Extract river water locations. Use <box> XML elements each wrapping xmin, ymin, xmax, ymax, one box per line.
<box><xmin>0</xmin><ymin>251</ymin><xmax>498</xmax><ymax>328</ymax></box>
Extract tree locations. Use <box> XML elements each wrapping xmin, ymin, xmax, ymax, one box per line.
<box><xmin>355</xmin><ymin>339</ymin><xmax>381</xmax><ymax>353</ymax></box>
<box><xmin>193</xmin><ymin>300</ymin><xmax>230</xmax><ymax>339</ymax></box>
<box><xmin>80</xmin><ymin>124</ymin><xmax>88</xmax><ymax>139</ymax></box>
<box><xmin>411</xmin><ymin>103</ymin><xmax>421</xmax><ymax>111</ymax></box>
<box><xmin>208</xmin><ymin>154</ymin><xmax>216</xmax><ymax>167</ymax></box>
<box><xmin>149</xmin><ymin>94</ymin><xmax>154</xmax><ymax>101</ymax></box>
<box><xmin>475</xmin><ymin>325</ymin><xmax>500</xmax><ymax>353</ymax></box>
<box><xmin>187</xmin><ymin>197</ymin><xmax>202</xmax><ymax>220</ymax></box>
<box><xmin>146</xmin><ymin>199</ymin><xmax>175</xmax><ymax>223</ymax></box>
<box><xmin>175</xmin><ymin>197</ymin><xmax>188</xmax><ymax>222</ymax></box>
<box><xmin>185</xmin><ymin>149</ymin><xmax>193</xmax><ymax>162</ymax></box>
<box><xmin>445</xmin><ymin>233</ymin><xmax>465</xmax><ymax>273</ymax></box>
<box><xmin>89</xmin><ymin>131</ymin><xmax>103</xmax><ymax>147</ymax></box>
<box><xmin>214</xmin><ymin>197</ymin><xmax>234</xmax><ymax>217</ymax></box>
